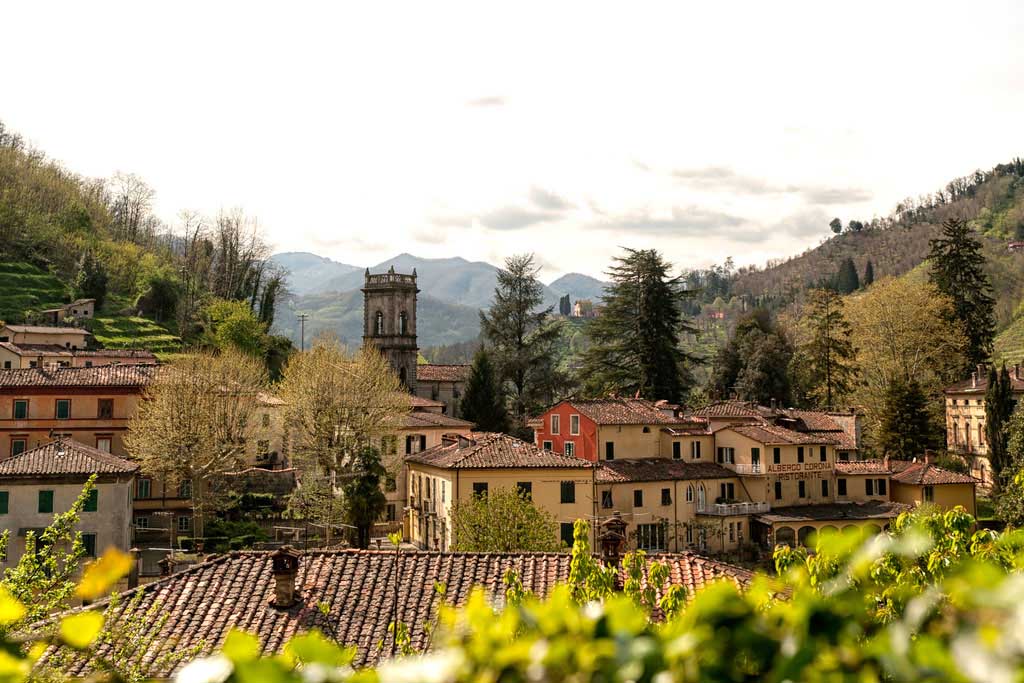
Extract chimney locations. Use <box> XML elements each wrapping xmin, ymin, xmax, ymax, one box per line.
<box><xmin>971</xmin><ymin>372</ymin><xmax>978</xmax><ymax>388</ymax></box>
<box><xmin>770</xmin><ymin>398</ymin><xmax>777</xmax><ymax>410</ymax></box>
<box><xmin>598</xmin><ymin>512</ymin><xmax>628</xmax><ymax>568</ymax></box>
<box><xmin>158</xmin><ymin>553</ymin><xmax>175</xmax><ymax>577</ymax></box>
<box><xmin>923</xmin><ymin>449</ymin><xmax>934</xmax><ymax>465</ymax></box>
<box><xmin>271</xmin><ymin>545</ymin><xmax>302</xmax><ymax>608</ymax></box>
<box><xmin>882</xmin><ymin>454</ymin><xmax>890</xmax><ymax>470</ymax></box>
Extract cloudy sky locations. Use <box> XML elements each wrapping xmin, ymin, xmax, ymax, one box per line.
<box><xmin>3</xmin><ymin>2</ymin><xmax>1023</xmax><ymax>281</ymax></box>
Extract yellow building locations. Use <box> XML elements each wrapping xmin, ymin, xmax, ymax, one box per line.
<box><xmin>405</xmin><ymin>432</ymin><xmax>595</xmax><ymax>550</ymax></box>
<box><xmin>0</xmin><ymin>324</ymin><xmax>90</xmax><ymax>349</ymax></box>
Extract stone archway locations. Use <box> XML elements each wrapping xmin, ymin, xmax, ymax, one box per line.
<box><xmin>797</xmin><ymin>525</ymin><xmax>816</xmax><ymax>546</ymax></box>
<box><xmin>774</xmin><ymin>526</ymin><xmax>796</xmax><ymax>547</ymax></box>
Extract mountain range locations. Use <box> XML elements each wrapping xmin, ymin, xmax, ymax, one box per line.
<box><xmin>270</xmin><ymin>252</ymin><xmax>607</xmax><ymax>347</ymax></box>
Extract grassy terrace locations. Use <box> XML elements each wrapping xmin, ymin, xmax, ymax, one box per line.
<box><xmin>994</xmin><ymin>314</ymin><xmax>1024</xmax><ymax>366</ymax></box>
<box><xmin>0</xmin><ymin>262</ymin><xmax>68</xmax><ymax>324</ymax></box>
<box><xmin>89</xmin><ymin>315</ymin><xmax>182</xmax><ymax>355</ymax></box>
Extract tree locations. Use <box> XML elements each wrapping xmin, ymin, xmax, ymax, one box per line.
<box><xmin>558</xmin><ymin>294</ymin><xmax>571</xmax><ymax>317</ymax></box>
<box><xmin>863</xmin><ymin>259</ymin><xmax>875</xmax><ymax>286</ymax></box>
<box><xmin>798</xmin><ymin>288</ymin><xmax>856</xmax><ymax>409</ymax></box>
<box><xmin>928</xmin><ymin>217</ymin><xmax>996</xmax><ymax>370</ymax></box>
<box><xmin>829</xmin><ymin>217</ymin><xmax>843</xmax><ymax>234</ymax></box>
<box><xmin>75</xmin><ymin>252</ymin><xmax>108</xmax><ymax>309</ymax></box>
<box><xmin>342</xmin><ymin>446</ymin><xmax>387</xmax><ymax>549</ymax></box>
<box><xmin>460</xmin><ymin>347</ymin><xmax>509</xmax><ymax>432</ymax></box>
<box><xmin>126</xmin><ymin>350</ymin><xmax>267</xmax><ymax>538</ymax></box>
<box><xmin>201</xmin><ymin>299</ymin><xmax>268</xmax><ymax>357</ymax></box>
<box><xmin>278</xmin><ymin>337</ymin><xmax>407</xmax><ymax>544</ymax></box>
<box><xmin>710</xmin><ymin>309</ymin><xmax>793</xmax><ymax>406</ymax></box>
<box><xmin>579</xmin><ymin>248</ymin><xmax>699</xmax><ymax>404</ymax></box>
<box><xmin>833</xmin><ymin>257</ymin><xmax>860</xmax><ymax>294</ymax></box>
<box><xmin>874</xmin><ymin>378</ymin><xmax>935</xmax><ymax>458</ymax></box>
<box><xmin>450</xmin><ymin>488</ymin><xmax>560</xmax><ymax>552</ymax></box>
<box><xmin>995</xmin><ymin>403</ymin><xmax>1024</xmax><ymax>523</ymax></box>
<box><xmin>986</xmin><ymin>363</ymin><xmax>1016</xmax><ymax>484</ymax></box>
<box><xmin>479</xmin><ymin>254</ymin><xmax>564</xmax><ymax>432</ymax></box>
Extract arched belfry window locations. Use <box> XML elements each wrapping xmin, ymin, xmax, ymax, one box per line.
<box><xmin>375</xmin><ymin>311</ymin><xmax>384</xmax><ymax>335</ymax></box>
<box><xmin>399</xmin><ymin>311</ymin><xmax>408</xmax><ymax>335</ymax></box>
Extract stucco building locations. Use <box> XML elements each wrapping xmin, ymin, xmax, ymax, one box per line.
<box><xmin>0</xmin><ymin>438</ymin><xmax>137</xmax><ymax>565</ymax></box>
<box><xmin>414</xmin><ymin>363</ymin><xmax>470</xmax><ymax>417</ymax></box>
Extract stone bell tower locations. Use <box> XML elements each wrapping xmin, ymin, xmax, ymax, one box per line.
<box><xmin>362</xmin><ymin>266</ymin><xmax>419</xmax><ymax>392</ymax></box>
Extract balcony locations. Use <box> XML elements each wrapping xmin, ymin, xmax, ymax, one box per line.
<box><xmin>730</xmin><ymin>463</ymin><xmax>765</xmax><ymax>475</ymax></box>
<box><xmin>696</xmin><ymin>501</ymin><xmax>770</xmax><ymax>516</ymax></box>
<box><xmin>420</xmin><ymin>498</ymin><xmax>438</xmax><ymax>515</ymax></box>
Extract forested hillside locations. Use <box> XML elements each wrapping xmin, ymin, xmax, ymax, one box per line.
<box><xmin>0</xmin><ymin>121</ymin><xmax>289</xmax><ymax>366</ymax></box>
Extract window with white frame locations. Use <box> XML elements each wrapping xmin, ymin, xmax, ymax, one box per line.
<box><xmin>564</xmin><ymin>441</ymin><xmax>575</xmax><ymax>457</ymax></box>
<box><xmin>570</xmin><ymin>414</ymin><xmax>580</xmax><ymax>435</ymax></box>
<box><xmin>551</xmin><ymin>414</ymin><xmax>560</xmax><ymax>435</ymax></box>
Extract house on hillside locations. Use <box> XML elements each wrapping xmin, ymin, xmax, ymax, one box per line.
<box><xmin>39</xmin><ymin>298</ymin><xmax>95</xmax><ymax>325</ymax></box>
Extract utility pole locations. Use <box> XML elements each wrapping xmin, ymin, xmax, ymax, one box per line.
<box><xmin>297</xmin><ymin>313</ymin><xmax>308</xmax><ymax>352</ymax></box>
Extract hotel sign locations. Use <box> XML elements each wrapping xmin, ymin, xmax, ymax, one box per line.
<box><xmin>765</xmin><ymin>462</ymin><xmax>831</xmax><ymax>474</ymax></box>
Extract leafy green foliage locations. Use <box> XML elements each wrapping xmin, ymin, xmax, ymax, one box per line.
<box><xmin>451</xmin><ymin>488</ymin><xmax>560</xmax><ymax>553</ymax></box>
<box><xmin>579</xmin><ymin>248</ymin><xmax>700</xmax><ymax>404</ymax></box>
<box><xmin>710</xmin><ymin>309</ymin><xmax>793</xmax><ymax>405</ymax></box>
<box><xmin>986</xmin><ymin>363</ymin><xmax>1017</xmax><ymax>483</ymax></box>
<box><xmin>341</xmin><ymin>446</ymin><xmax>388</xmax><ymax>549</ymax></box>
<box><xmin>459</xmin><ymin>347</ymin><xmax>509</xmax><ymax>433</ymax></box>
<box><xmin>74</xmin><ymin>252</ymin><xmax>108</xmax><ymax>309</ymax></box>
<box><xmin>874</xmin><ymin>378</ymin><xmax>936</xmax><ymax>457</ymax></box>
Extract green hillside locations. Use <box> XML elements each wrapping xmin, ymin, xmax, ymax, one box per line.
<box><xmin>995</xmin><ymin>314</ymin><xmax>1024</xmax><ymax>366</ymax></box>
<box><xmin>0</xmin><ymin>261</ymin><xmax>69</xmax><ymax>323</ymax></box>
<box><xmin>89</xmin><ymin>315</ymin><xmax>182</xmax><ymax>354</ymax></box>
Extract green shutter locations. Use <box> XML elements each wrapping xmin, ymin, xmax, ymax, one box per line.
<box><xmin>56</xmin><ymin>400</ymin><xmax>70</xmax><ymax>419</ymax></box>
<box><xmin>38</xmin><ymin>490</ymin><xmax>53</xmax><ymax>513</ymax></box>
<box><xmin>84</xmin><ymin>489</ymin><xmax>98</xmax><ymax>512</ymax></box>
<box><xmin>13</xmin><ymin>401</ymin><xmax>27</xmax><ymax>419</ymax></box>
<box><xmin>0</xmin><ymin>492</ymin><xmax>8</xmax><ymax>514</ymax></box>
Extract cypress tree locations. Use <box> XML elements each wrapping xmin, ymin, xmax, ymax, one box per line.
<box><xmin>834</xmin><ymin>257</ymin><xmax>860</xmax><ymax>294</ymax></box>
<box><xmin>928</xmin><ymin>218</ymin><xmax>996</xmax><ymax>371</ymax></box>
<box><xmin>579</xmin><ymin>248</ymin><xmax>699</xmax><ymax>404</ymax></box>
<box><xmin>986</xmin><ymin>363</ymin><xmax>1015</xmax><ymax>484</ymax></box>
<box><xmin>802</xmin><ymin>288</ymin><xmax>856</xmax><ymax>409</ymax></box>
<box><xmin>461</xmin><ymin>347</ymin><xmax>509</xmax><ymax>433</ymax></box>
<box><xmin>875</xmin><ymin>379</ymin><xmax>935</xmax><ymax>458</ymax></box>
<box><xmin>863</xmin><ymin>260</ymin><xmax>875</xmax><ymax>287</ymax></box>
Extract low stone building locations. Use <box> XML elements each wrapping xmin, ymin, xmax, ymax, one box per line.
<box><xmin>0</xmin><ymin>438</ymin><xmax>137</xmax><ymax>565</ymax></box>
<box><xmin>39</xmin><ymin>298</ymin><xmax>96</xmax><ymax>325</ymax></box>
<box><xmin>414</xmin><ymin>363</ymin><xmax>471</xmax><ymax>417</ymax></box>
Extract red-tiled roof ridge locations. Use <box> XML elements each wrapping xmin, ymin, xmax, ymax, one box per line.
<box><xmin>0</xmin><ymin>437</ymin><xmax>138</xmax><ymax>476</ymax></box>
<box><xmin>0</xmin><ymin>363</ymin><xmax>161</xmax><ymax>388</ymax></box>
<box><xmin>416</xmin><ymin>364</ymin><xmax>471</xmax><ymax>382</ymax></box>
<box><xmin>559</xmin><ymin>397</ymin><xmax>693</xmax><ymax>425</ymax></box>
<box><xmin>408</xmin><ymin>432</ymin><xmax>592</xmax><ymax>469</ymax></box>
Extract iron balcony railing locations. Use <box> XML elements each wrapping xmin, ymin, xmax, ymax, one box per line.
<box><xmin>696</xmin><ymin>501</ymin><xmax>770</xmax><ymax>516</ymax></box>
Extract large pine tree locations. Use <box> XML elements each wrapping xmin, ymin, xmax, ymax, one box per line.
<box><xmin>986</xmin><ymin>363</ymin><xmax>1016</xmax><ymax>484</ymax></box>
<box><xmin>863</xmin><ymin>260</ymin><xmax>875</xmax><ymax>287</ymax></box>
<box><xmin>928</xmin><ymin>218</ymin><xmax>996</xmax><ymax>371</ymax></box>
<box><xmin>579</xmin><ymin>248</ymin><xmax>699</xmax><ymax>404</ymax></box>
<box><xmin>802</xmin><ymin>288</ymin><xmax>856</xmax><ymax>409</ymax></box>
<box><xmin>710</xmin><ymin>309</ymin><xmax>793</xmax><ymax>406</ymax></box>
<box><xmin>833</xmin><ymin>257</ymin><xmax>860</xmax><ymax>294</ymax></box>
<box><xmin>460</xmin><ymin>347</ymin><xmax>509</xmax><ymax>433</ymax></box>
<box><xmin>875</xmin><ymin>379</ymin><xmax>935</xmax><ymax>458</ymax></box>
<box><xmin>479</xmin><ymin>254</ymin><xmax>564</xmax><ymax>433</ymax></box>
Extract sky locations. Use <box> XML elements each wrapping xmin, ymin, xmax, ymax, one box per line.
<box><xmin>3</xmin><ymin>2</ymin><xmax>1024</xmax><ymax>282</ymax></box>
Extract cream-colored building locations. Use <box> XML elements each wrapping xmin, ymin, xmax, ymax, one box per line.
<box><xmin>943</xmin><ymin>363</ymin><xmax>1024</xmax><ymax>485</ymax></box>
<box><xmin>0</xmin><ymin>343</ymin><xmax>156</xmax><ymax>370</ymax></box>
<box><xmin>406</xmin><ymin>432</ymin><xmax>595</xmax><ymax>550</ymax></box>
<box><xmin>0</xmin><ymin>438</ymin><xmax>137</xmax><ymax>565</ymax></box>
<box><xmin>0</xmin><ymin>324</ymin><xmax>90</xmax><ymax>349</ymax></box>
<box><xmin>414</xmin><ymin>364</ymin><xmax>470</xmax><ymax>417</ymax></box>
<box><xmin>39</xmin><ymin>299</ymin><xmax>96</xmax><ymax>325</ymax></box>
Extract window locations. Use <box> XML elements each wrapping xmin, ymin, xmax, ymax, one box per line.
<box><xmin>642</xmin><ymin>426</ymin><xmax>651</xmax><ymax>433</ymax></box>
<box><xmin>673</xmin><ymin>442</ymin><xmax>681</xmax><ymax>460</ymax></box>
<box><xmin>13</xmin><ymin>400</ymin><xmax>27</xmax><ymax>420</ymax></box>
<box><xmin>774</xmin><ymin>481</ymin><xmax>782</xmax><ymax>500</ymax></box>
<box><xmin>542</xmin><ymin>440</ymin><xmax>553</xmax><ymax>450</ymax></box>
<box><xmin>386</xmin><ymin>504</ymin><xmax>397</xmax><ymax>522</ymax></box>
<box><xmin>97</xmin><ymin>399</ymin><xmax>114</xmax><ymax>419</ymax></box>
<box><xmin>262</xmin><ymin>413</ymin><xmax>271</xmax><ymax>428</ymax></box>
<box><xmin>135</xmin><ymin>516</ymin><xmax>149</xmax><ymax>529</ymax></box>
<box><xmin>81</xmin><ymin>533</ymin><xmax>96</xmax><ymax>558</ymax></box>
<box><xmin>866</xmin><ymin>479</ymin><xmax>875</xmax><ymax>496</ymax></box>
<box><xmin>798</xmin><ymin>480</ymin><xmax>806</xmax><ymax>498</ymax></box>
<box><xmin>691</xmin><ymin>441</ymin><xmax>701</xmax><ymax>459</ymax></box>
<box><xmin>633</xmin><ymin>490</ymin><xmax>643</xmax><ymax>507</ymax></box>
<box><xmin>773</xmin><ymin>447</ymin><xmax>781</xmax><ymax>464</ymax></box>
<box><xmin>55</xmin><ymin>399</ymin><xmax>70</xmax><ymax>420</ymax></box>
<box><xmin>661</xmin><ymin>488</ymin><xmax>671</xmax><ymax>505</ymax></box>
<box><xmin>11</xmin><ymin>439</ymin><xmax>26</xmax><ymax>456</ymax></box>
<box><xmin>720</xmin><ymin>482</ymin><xmax>735</xmax><ymax>500</ymax></box>
<box><xmin>605</xmin><ymin>442</ymin><xmax>614</xmax><ymax>460</ymax></box>
<box><xmin>819</xmin><ymin>446</ymin><xmax>827</xmax><ymax>462</ymax></box>
<box><xmin>560</xmin><ymin>481</ymin><xmax>575</xmax><ymax>504</ymax></box>
<box><xmin>136</xmin><ymin>478</ymin><xmax>151</xmax><ymax>499</ymax></box>
<box><xmin>601</xmin><ymin>490</ymin><xmax>613</xmax><ymax>508</ymax></box>
<box><xmin>877</xmin><ymin>478</ymin><xmax>887</xmax><ymax>496</ymax></box>
<box><xmin>923</xmin><ymin>485</ymin><xmax>934</xmax><ymax>502</ymax></box>
<box><xmin>797</xmin><ymin>447</ymin><xmax>804</xmax><ymax>463</ymax></box>
<box><xmin>838</xmin><ymin>478</ymin><xmax>847</xmax><ymax>496</ymax></box>
<box><xmin>686</xmin><ymin>485</ymin><xmax>693</xmax><ymax>502</ymax></box>
<box><xmin>84</xmin><ymin>489</ymin><xmax>98</xmax><ymax>512</ymax></box>
<box><xmin>84</xmin><ymin>361</ymin><xmax>93</xmax><ymax>368</ymax></box>
<box><xmin>560</xmin><ymin>522</ymin><xmax>575</xmax><ymax>547</ymax></box>
<box><xmin>178</xmin><ymin>516</ymin><xmax>191</xmax><ymax>533</ymax></box>
<box><xmin>374</xmin><ymin>311</ymin><xmax>384</xmax><ymax>335</ymax></box>
<box><xmin>821</xmin><ymin>480</ymin><xmax>829</xmax><ymax>497</ymax></box>
<box><xmin>751</xmin><ymin>447</ymin><xmax>761</xmax><ymax>470</ymax></box>
<box><xmin>399</xmin><ymin>311</ymin><xmax>408</xmax><ymax>335</ymax></box>
<box><xmin>564</xmin><ymin>442</ymin><xmax>575</xmax><ymax>457</ymax></box>
<box><xmin>257</xmin><ymin>440</ymin><xmax>270</xmax><ymax>456</ymax></box>
<box><xmin>0</xmin><ymin>491</ymin><xmax>7</xmax><ymax>514</ymax></box>
<box><xmin>2</xmin><ymin>361</ymin><xmax>8</xmax><ymax>369</ymax></box>
<box><xmin>685</xmin><ymin>525</ymin><xmax>694</xmax><ymax>545</ymax></box>
<box><xmin>96</xmin><ymin>437</ymin><xmax>111</xmax><ymax>453</ymax></box>
<box><xmin>570</xmin><ymin>414</ymin><xmax>580</xmax><ymax>435</ymax></box>
<box><xmin>441</xmin><ymin>481</ymin><xmax>446</xmax><ymax>502</ymax></box>
<box><xmin>729</xmin><ymin>522</ymin><xmax>735</xmax><ymax>543</ymax></box>
<box><xmin>472</xmin><ymin>482</ymin><xmax>489</xmax><ymax>497</ymax></box>
<box><xmin>178</xmin><ymin>480</ymin><xmax>192</xmax><ymax>499</ymax></box>
<box><xmin>39</xmin><ymin>490</ymin><xmax>54</xmax><ymax>513</ymax></box>
<box><xmin>716</xmin><ymin>447</ymin><xmax>734</xmax><ymax>464</ymax></box>
<box><xmin>636</xmin><ymin>523</ymin><xmax>667</xmax><ymax>551</ymax></box>
<box><xmin>551</xmin><ymin>414</ymin><xmax>560</xmax><ymax>435</ymax></box>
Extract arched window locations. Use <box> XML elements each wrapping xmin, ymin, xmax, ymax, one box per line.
<box><xmin>952</xmin><ymin>422</ymin><xmax>959</xmax><ymax>446</ymax></box>
<box><xmin>696</xmin><ymin>485</ymin><xmax>705</xmax><ymax>508</ymax></box>
<box><xmin>375</xmin><ymin>311</ymin><xmax>385</xmax><ymax>335</ymax></box>
<box><xmin>686</xmin><ymin>485</ymin><xmax>693</xmax><ymax>502</ymax></box>
<box><xmin>978</xmin><ymin>423</ymin><xmax>985</xmax><ymax>446</ymax></box>
<box><xmin>399</xmin><ymin>311</ymin><xmax>408</xmax><ymax>335</ymax></box>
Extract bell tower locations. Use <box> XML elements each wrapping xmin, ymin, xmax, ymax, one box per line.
<box><xmin>362</xmin><ymin>266</ymin><xmax>419</xmax><ymax>392</ymax></box>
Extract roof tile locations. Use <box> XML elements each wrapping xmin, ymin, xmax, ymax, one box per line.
<box><xmin>408</xmin><ymin>433</ymin><xmax>592</xmax><ymax>469</ymax></box>
<box><xmin>0</xmin><ymin>438</ymin><xmax>138</xmax><ymax>477</ymax></box>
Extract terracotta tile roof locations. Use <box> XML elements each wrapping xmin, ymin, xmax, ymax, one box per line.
<box><xmin>0</xmin><ymin>364</ymin><xmax>161</xmax><ymax>388</ymax></box>
<box><xmin>407</xmin><ymin>432</ymin><xmax>592</xmax><ymax>469</ymax></box>
<box><xmin>691</xmin><ymin>401</ymin><xmax>771</xmax><ymax>419</ymax></box>
<box><xmin>417</xmin><ymin>364</ymin><xmax>471</xmax><ymax>382</ymax></box>
<box><xmin>727</xmin><ymin>423</ymin><xmax>833</xmax><ymax>446</ymax></box>
<box><xmin>834</xmin><ymin>459</ymin><xmax>891</xmax><ymax>475</ymax></box>
<box><xmin>0</xmin><ymin>342</ymin><xmax>73</xmax><ymax>357</ymax></box>
<box><xmin>73</xmin><ymin>348</ymin><xmax>157</xmax><ymax>360</ymax></box>
<box><xmin>659</xmin><ymin>417</ymin><xmax>712</xmax><ymax>436</ymax></box>
<box><xmin>0</xmin><ymin>438</ymin><xmax>138</xmax><ymax>477</ymax></box>
<box><xmin>40</xmin><ymin>548</ymin><xmax>754</xmax><ymax>675</ymax></box>
<box><xmin>596</xmin><ymin>458</ymin><xmax>734</xmax><ymax>483</ymax></box>
<box><xmin>408</xmin><ymin>394</ymin><xmax>446</xmax><ymax>409</ymax></box>
<box><xmin>889</xmin><ymin>461</ymin><xmax>977</xmax><ymax>485</ymax></box>
<box><xmin>563</xmin><ymin>398</ymin><xmax>692</xmax><ymax>425</ymax></box>
<box><xmin>1</xmin><ymin>324</ymin><xmax>90</xmax><ymax>336</ymax></box>
<box><xmin>691</xmin><ymin>403</ymin><xmax>861</xmax><ymax>450</ymax></box>
<box><xmin>756</xmin><ymin>501</ymin><xmax>911</xmax><ymax>524</ymax></box>
<box><xmin>403</xmin><ymin>411</ymin><xmax>474</xmax><ymax>429</ymax></box>
<box><xmin>944</xmin><ymin>368</ymin><xmax>1024</xmax><ymax>394</ymax></box>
